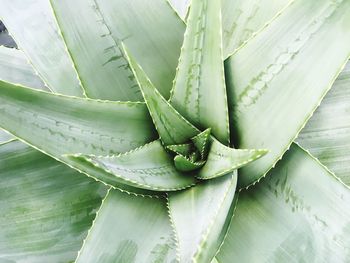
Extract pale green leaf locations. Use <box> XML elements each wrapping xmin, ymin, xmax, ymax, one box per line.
<box><xmin>0</xmin><ymin>46</ymin><xmax>47</xmax><ymax>90</ymax></box>
<box><xmin>0</xmin><ymin>0</ymin><xmax>84</xmax><ymax>96</ymax></box>
<box><xmin>95</xmin><ymin>0</ymin><xmax>185</xmax><ymax>99</ymax></box>
<box><xmin>124</xmin><ymin>45</ymin><xmax>198</xmax><ymax>145</ymax></box>
<box><xmin>68</xmin><ymin>140</ymin><xmax>196</xmax><ymax>191</ymax></box>
<box><xmin>168</xmin><ymin>174</ymin><xmax>237</xmax><ymax>262</ymax></box>
<box><xmin>50</xmin><ymin>0</ymin><xmax>142</xmax><ymax>101</ymax></box>
<box><xmin>0</xmin><ymin>140</ymin><xmax>108</xmax><ymax>263</ymax></box>
<box><xmin>297</xmin><ymin>61</ymin><xmax>350</xmax><ymax>186</ymax></box>
<box><xmin>226</xmin><ymin>0</ymin><xmax>350</xmax><ymax>188</ymax></box>
<box><xmin>222</xmin><ymin>0</ymin><xmax>290</xmax><ymax>57</ymax></box>
<box><xmin>197</xmin><ymin>139</ymin><xmax>267</xmax><ymax>180</ymax></box>
<box><xmin>217</xmin><ymin>144</ymin><xmax>350</xmax><ymax>262</ymax></box>
<box><xmin>168</xmin><ymin>0</ymin><xmax>290</xmax><ymax>59</ymax></box>
<box><xmin>170</xmin><ymin>0</ymin><xmax>230</xmax><ymax>145</ymax></box>
<box><xmin>76</xmin><ymin>189</ymin><xmax>176</xmax><ymax>263</ymax></box>
<box><xmin>169</xmin><ymin>0</ymin><xmax>191</xmax><ymax>20</ymax></box>
<box><xmin>0</xmin><ymin>128</ymin><xmax>13</xmax><ymax>144</ymax></box>
<box><xmin>0</xmin><ymin>80</ymin><xmax>159</xmax><ymax>193</ymax></box>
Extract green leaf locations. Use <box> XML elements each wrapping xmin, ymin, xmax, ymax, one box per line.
<box><xmin>191</xmin><ymin>128</ymin><xmax>212</xmax><ymax>159</ymax></box>
<box><xmin>222</xmin><ymin>0</ymin><xmax>290</xmax><ymax>57</ymax></box>
<box><xmin>168</xmin><ymin>174</ymin><xmax>237</xmax><ymax>262</ymax></box>
<box><xmin>0</xmin><ymin>0</ymin><xmax>84</xmax><ymax>96</ymax></box>
<box><xmin>68</xmin><ymin>140</ymin><xmax>196</xmax><ymax>191</ymax></box>
<box><xmin>124</xmin><ymin>45</ymin><xmax>199</xmax><ymax>145</ymax></box>
<box><xmin>170</xmin><ymin>0</ymin><xmax>230</xmax><ymax>145</ymax></box>
<box><xmin>216</xmin><ymin>144</ymin><xmax>350</xmax><ymax>262</ymax></box>
<box><xmin>0</xmin><ymin>140</ymin><xmax>108</xmax><ymax>262</ymax></box>
<box><xmin>76</xmin><ymin>189</ymin><xmax>176</xmax><ymax>263</ymax></box>
<box><xmin>0</xmin><ymin>46</ymin><xmax>47</xmax><ymax>90</ymax></box>
<box><xmin>49</xmin><ymin>0</ymin><xmax>142</xmax><ymax>101</ymax></box>
<box><xmin>297</xmin><ymin>61</ymin><xmax>350</xmax><ymax>186</ymax></box>
<box><xmin>93</xmin><ymin>0</ymin><xmax>186</xmax><ymax>99</ymax></box>
<box><xmin>173</xmin><ymin>154</ymin><xmax>206</xmax><ymax>172</ymax></box>
<box><xmin>0</xmin><ymin>128</ymin><xmax>13</xmax><ymax>144</ymax></box>
<box><xmin>226</xmin><ymin>0</ymin><xmax>350</xmax><ymax>188</ymax></box>
<box><xmin>0</xmin><ymin>80</ymin><xmax>159</xmax><ymax>192</ymax></box>
<box><xmin>166</xmin><ymin>143</ymin><xmax>193</xmax><ymax>157</ymax></box>
<box><xmin>197</xmin><ymin>139</ymin><xmax>268</xmax><ymax>180</ymax></box>
<box><xmin>169</xmin><ymin>0</ymin><xmax>191</xmax><ymax>20</ymax></box>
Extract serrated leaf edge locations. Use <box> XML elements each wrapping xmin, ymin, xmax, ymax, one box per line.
<box><xmin>240</xmin><ymin>48</ymin><xmax>350</xmax><ymax>190</ymax></box>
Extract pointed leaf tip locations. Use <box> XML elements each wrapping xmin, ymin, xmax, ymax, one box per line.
<box><xmin>122</xmin><ymin>43</ymin><xmax>199</xmax><ymax>146</ymax></box>
<box><xmin>197</xmin><ymin>139</ymin><xmax>268</xmax><ymax>179</ymax></box>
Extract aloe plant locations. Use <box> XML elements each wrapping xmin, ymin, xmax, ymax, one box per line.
<box><xmin>0</xmin><ymin>0</ymin><xmax>350</xmax><ymax>262</ymax></box>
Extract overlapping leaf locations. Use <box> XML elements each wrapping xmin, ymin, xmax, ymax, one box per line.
<box><xmin>92</xmin><ymin>0</ymin><xmax>186</xmax><ymax>99</ymax></box>
<box><xmin>0</xmin><ymin>80</ymin><xmax>163</xmax><ymax>192</ymax></box>
<box><xmin>0</xmin><ymin>46</ymin><xmax>47</xmax><ymax>90</ymax></box>
<box><xmin>297</xmin><ymin>61</ymin><xmax>350</xmax><ymax>186</ymax></box>
<box><xmin>221</xmin><ymin>0</ymin><xmax>290</xmax><ymax>56</ymax></box>
<box><xmin>217</xmin><ymin>144</ymin><xmax>350</xmax><ymax>262</ymax></box>
<box><xmin>170</xmin><ymin>0</ymin><xmax>230</xmax><ymax>145</ymax></box>
<box><xmin>0</xmin><ymin>0</ymin><xmax>84</xmax><ymax>96</ymax></box>
<box><xmin>76</xmin><ymin>190</ymin><xmax>177</xmax><ymax>263</ymax></box>
<box><xmin>50</xmin><ymin>0</ymin><xmax>141</xmax><ymax>101</ymax></box>
<box><xmin>0</xmin><ymin>140</ymin><xmax>108</xmax><ymax>262</ymax></box>
<box><xmin>168</xmin><ymin>174</ymin><xmax>237</xmax><ymax>262</ymax></box>
<box><xmin>226</xmin><ymin>0</ymin><xmax>350</xmax><ymax>188</ymax></box>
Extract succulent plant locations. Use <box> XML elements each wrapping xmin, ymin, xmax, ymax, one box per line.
<box><xmin>0</xmin><ymin>0</ymin><xmax>350</xmax><ymax>262</ymax></box>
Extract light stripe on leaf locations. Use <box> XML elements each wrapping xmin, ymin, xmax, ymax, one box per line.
<box><xmin>0</xmin><ymin>128</ymin><xmax>13</xmax><ymax>144</ymax></box>
<box><xmin>170</xmin><ymin>0</ymin><xmax>230</xmax><ymax>145</ymax></box>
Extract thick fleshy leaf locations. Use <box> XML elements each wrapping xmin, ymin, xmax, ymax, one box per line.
<box><xmin>76</xmin><ymin>189</ymin><xmax>176</xmax><ymax>262</ymax></box>
<box><xmin>173</xmin><ymin>154</ymin><xmax>206</xmax><ymax>172</ymax></box>
<box><xmin>168</xmin><ymin>0</ymin><xmax>290</xmax><ymax>59</ymax></box>
<box><xmin>0</xmin><ymin>46</ymin><xmax>47</xmax><ymax>90</ymax></box>
<box><xmin>0</xmin><ymin>0</ymin><xmax>84</xmax><ymax>96</ymax></box>
<box><xmin>169</xmin><ymin>0</ymin><xmax>191</xmax><ymax>20</ymax></box>
<box><xmin>221</xmin><ymin>0</ymin><xmax>290</xmax><ymax>57</ymax></box>
<box><xmin>124</xmin><ymin>45</ymin><xmax>198</xmax><ymax>145</ymax></box>
<box><xmin>50</xmin><ymin>0</ymin><xmax>141</xmax><ymax>101</ymax></box>
<box><xmin>192</xmin><ymin>128</ymin><xmax>211</xmax><ymax>159</ymax></box>
<box><xmin>226</xmin><ymin>0</ymin><xmax>350</xmax><ymax>188</ymax></box>
<box><xmin>171</xmin><ymin>0</ymin><xmax>230</xmax><ymax>145</ymax></box>
<box><xmin>197</xmin><ymin>139</ymin><xmax>268</xmax><ymax>180</ymax></box>
<box><xmin>168</xmin><ymin>174</ymin><xmax>237</xmax><ymax>262</ymax></box>
<box><xmin>68</xmin><ymin>140</ymin><xmax>196</xmax><ymax>191</ymax></box>
<box><xmin>217</xmin><ymin>144</ymin><xmax>350</xmax><ymax>262</ymax></box>
<box><xmin>0</xmin><ymin>80</ymin><xmax>159</xmax><ymax>192</ymax></box>
<box><xmin>297</xmin><ymin>61</ymin><xmax>350</xmax><ymax>185</ymax></box>
<box><xmin>95</xmin><ymin>0</ymin><xmax>185</xmax><ymax>99</ymax></box>
<box><xmin>0</xmin><ymin>140</ymin><xmax>108</xmax><ymax>263</ymax></box>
